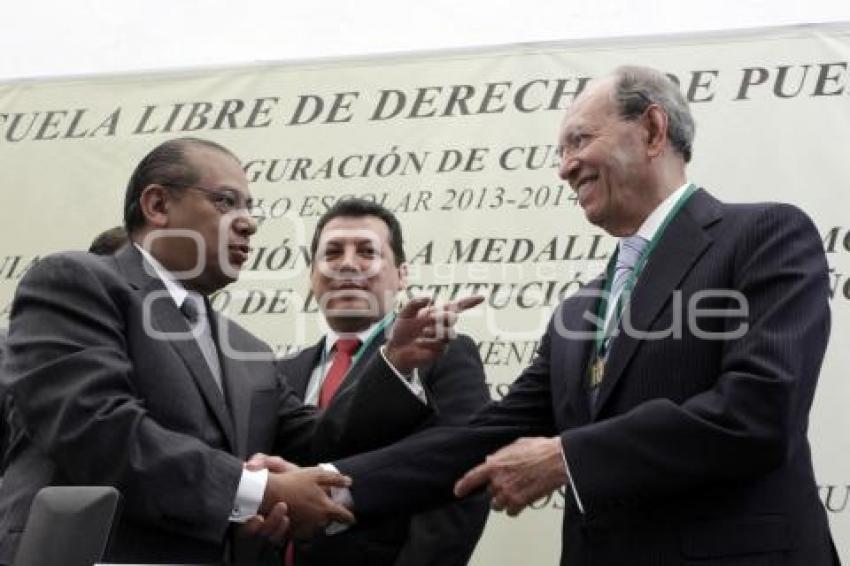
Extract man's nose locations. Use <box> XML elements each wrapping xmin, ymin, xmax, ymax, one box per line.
<box><xmin>558</xmin><ymin>152</ymin><xmax>579</xmax><ymax>183</ymax></box>
<box><xmin>233</xmin><ymin>212</ymin><xmax>258</xmax><ymax>237</ymax></box>
<box><xmin>338</xmin><ymin>246</ymin><xmax>360</xmax><ymax>270</ymax></box>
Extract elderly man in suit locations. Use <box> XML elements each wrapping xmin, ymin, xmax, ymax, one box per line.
<box><xmin>330</xmin><ymin>65</ymin><xmax>839</xmax><ymax>565</ymax></box>
<box><xmin>278</xmin><ymin>198</ymin><xmax>490</xmax><ymax>566</ymax></box>
<box><xmin>0</xmin><ymin>137</ymin><xmax>458</xmax><ymax>564</ymax></box>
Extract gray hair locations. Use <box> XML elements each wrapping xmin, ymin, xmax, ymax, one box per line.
<box><xmin>612</xmin><ymin>65</ymin><xmax>695</xmax><ymax>163</ymax></box>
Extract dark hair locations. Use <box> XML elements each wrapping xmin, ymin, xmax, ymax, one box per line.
<box><xmin>88</xmin><ymin>226</ymin><xmax>128</xmax><ymax>255</ymax></box>
<box><xmin>310</xmin><ymin>198</ymin><xmax>406</xmax><ymax>265</ymax></box>
<box><xmin>612</xmin><ymin>65</ymin><xmax>695</xmax><ymax>163</ymax></box>
<box><xmin>123</xmin><ymin>137</ymin><xmax>238</xmax><ymax>233</ymax></box>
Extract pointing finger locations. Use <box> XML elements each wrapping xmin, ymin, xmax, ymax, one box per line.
<box><xmin>448</xmin><ymin>295</ymin><xmax>485</xmax><ymax>313</ymax></box>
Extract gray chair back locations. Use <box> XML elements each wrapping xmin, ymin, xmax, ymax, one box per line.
<box><xmin>13</xmin><ymin>486</ymin><xmax>121</xmax><ymax>566</ymax></box>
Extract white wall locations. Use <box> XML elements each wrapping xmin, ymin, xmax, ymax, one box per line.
<box><xmin>1</xmin><ymin>0</ymin><xmax>849</xmax><ymax>81</ymax></box>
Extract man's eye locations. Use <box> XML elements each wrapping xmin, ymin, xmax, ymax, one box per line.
<box><xmin>567</xmin><ymin>133</ymin><xmax>590</xmax><ymax>149</ymax></box>
<box><xmin>360</xmin><ymin>248</ymin><xmax>378</xmax><ymax>258</ymax></box>
<box><xmin>221</xmin><ymin>194</ymin><xmax>238</xmax><ymax>209</ymax></box>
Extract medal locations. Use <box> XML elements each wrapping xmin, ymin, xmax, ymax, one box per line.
<box><xmin>589</xmin><ymin>356</ymin><xmax>606</xmax><ymax>389</ymax></box>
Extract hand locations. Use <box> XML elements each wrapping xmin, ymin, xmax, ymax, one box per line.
<box><xmin>261</xmin><ymin>466</ymin><xmax>355</xmax><ymax>540</ymax></box>
<box><xmin>236</xmin><ymin>453</ymin><xmax>298</xmax><ymax>544</ymax></box>
<box><xmin>237</xmin><ymin>501</ymin><xmax>290</xmax><ymax>545</ymax></box>
<box><xmin>454</xmin><ymin>436</ymin><xmax>567</xmax><ymax>517</ymax></box>
<box><xmin>386</xmin><ymin>295</ymin><xmax>484</xmax><ymax>373</ymax></box>
<box><xmin>245</xmin><ymin>452</ymin><xmax>300</xmax><ymax>473</ymax></box>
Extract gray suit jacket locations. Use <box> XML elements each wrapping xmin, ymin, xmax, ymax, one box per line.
<box><xmin>0</xmin><ymin>245</ymin><xmax>430</xmax><ymax>564</ymax></box>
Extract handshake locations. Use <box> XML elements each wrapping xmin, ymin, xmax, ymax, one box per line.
<box><xmin>239</xmin><ymin>454</ymin><xmax>354</xmax><ymax>544</ymax></box>
<box><xmin>239</xmin><ymin>295</ymin><xmax>485</xmax><ymax>545</ymax></box>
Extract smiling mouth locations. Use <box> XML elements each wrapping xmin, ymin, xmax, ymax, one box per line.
<box><xmin>331</xmin><ymin>280</ymin><xmax>368</xmax><ymax>291</ymax></box>
<box><xmin>321</xmin><ymin>289</ymin><xmax>377</xmax><ymax>310</ymax></box>
<box><xmin>573</xmin><ymin>176</ymin><xmax>598</xmax><ymax>207</ymax></box>
<box><xmin>574</xmin><ymin>174</ymin><xmax>597</xmax><ymax>191</ymax></box>
<box><xmin>228</xmin><ymin>244</ymin><xmax>252</xmax><ymax>265</ymax></box>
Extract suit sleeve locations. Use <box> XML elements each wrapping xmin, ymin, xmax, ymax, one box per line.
<box><xmin>305</xmin><ymin>351</ymin><xmax>434</xmax><ymax>463</ymax></box>
<box><xmin>336</xmin><ymin>321</ymin><xmax>560</xmax><ymax>518</ymax></box>
<box><xmin>563</xmin><ymin>204</ymin><xmax>830</xmax><ymax>510</ymax></box>
<box><xmin>391</xmin><ymin>335</ymin><xmax>490</xmax><ymax>566</ymax></box>
<box><xmin>269</xmin><ymin>370</ymin><xmax>325</xmax><ymax>465</ymax></box>
<box><xmin>4</xmin><ymin>254</ymin><xmax>241</xmax><ymax>543</ymax></box>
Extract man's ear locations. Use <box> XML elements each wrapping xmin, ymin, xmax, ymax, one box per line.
<box><xmin>138</xmin><ymin>184</ymin><xmax>171</xmax><ymax>228</ymax></box>
<box><xmin>643</xmin><ymin>105</ymin><xmax>669</xmax><ymax>159</ymax></box>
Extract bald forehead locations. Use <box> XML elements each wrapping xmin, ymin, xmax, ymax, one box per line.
<box><xmin>184</xmin><ymin>144</ymin><xmax>239</xmax><ymax>169</ymax></box>
<box><xmin>570</xmin><ymin>76</ymin><xmax>617</xmax><ymax>116</ymax></box>
<box><xmin>559</xmin><ymin>76</ymin><xmax>618</xmax><ymax>141</ymax></box>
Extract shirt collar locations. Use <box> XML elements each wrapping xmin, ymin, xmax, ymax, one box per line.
<box><xmin>134</xmin><ymin>243</ymin><xmax>191</xmax><ymax>309</ymax></box>
<box><xmin>323</xmin><ymin>311</ymin><xmax>395</xmax><ymax>355</ymax></box>
<box><xmin>632</xmin><ymin>181</ymin><xmax>691</xmax><ymax>243</ymax></box>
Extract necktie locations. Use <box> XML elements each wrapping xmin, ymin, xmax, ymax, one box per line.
<box><xmin>282</xmin><ymin>338</ymin><xmax>361</xmax><ymax>565</ymax></box>
<box><xmin>180</xmin><ymin>293</ymin><xmax>223</xmax><ymax>392</ymax></box>
<box><xmin>603</xmin><ymin>235</ymin><xmax>649</xmax><ymax>348</ymax></box>
<box><xmin>318</xmin><ymin>338</ymin><xmax>361</xmax><ymax>408</ymax></box>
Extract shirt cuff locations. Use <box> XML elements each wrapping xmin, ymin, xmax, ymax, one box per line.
<box><xmin>378</xmin><ymin>345</ymin><xmax>427</xmax><ymax>404</ymax></box>
<box><xmin>560</xmin><ymin>438</ymin><xmax>585</xmax><ymax>515</ymax></box>
<box><xmin>319</xmin><ymin>463</ymin><xmax>353</xmax><ymax>535</ymax></box>
<box><xmin>230</xmin><ymin>467</ymin><xmax>268</xmax><ymax>523</ymax></box>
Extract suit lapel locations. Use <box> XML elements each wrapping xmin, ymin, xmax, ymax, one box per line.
<box><xmin>331</xmin><ymin>334</ymin><xmax>386</xmax><ymax>403</ymax></box>
<box><xmin>284</xmin><ymin>342</ymin><xmax>324</xmax><ymax>398</ymax></box>
<box><xmin>593</xmin><ymin>189</ymin><xmax>722</xmax><ymax>418</ymax></box>
<box><xmin>116</xmin><ymin>245</ymin><xmax>236</xmax><ymax>452</ymax></box>
<box><xmin>216</xmin><ymin>315</ymin><xmax>258</xmax><ymax>457</ymax></box>
<box><xmin>554</xmin><ymin>278</ymin><xmax>603</xmax><ymax>426</ymax></box>
<box><xmin>290</xmin><ymin>330</ymin><xmax>385</xmax><ymax>410</ymax></box>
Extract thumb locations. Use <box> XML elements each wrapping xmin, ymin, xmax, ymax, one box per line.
<box><xmin>454</xmin><ymin>462</ymin><xmax>490</xmax><ymax>498</ymax></box>
<box><xmin>245</xmin><ymin>452</ymin><xmax>270</xmax><ymax>471</ymax></box>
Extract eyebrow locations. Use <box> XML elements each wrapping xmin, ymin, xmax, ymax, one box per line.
<box><xmin>218</xmin><ymin>186</ymin><xmax>254</xmax><ymax>204</ymax></box>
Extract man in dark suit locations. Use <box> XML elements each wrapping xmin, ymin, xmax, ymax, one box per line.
<box><xmin>331</xmin><ymin>65</ymin><xmax>839</xmax><ymax>564</ymax></box>
<box><xmin>0</xmin><ymin>328</ymin><xmax>10</xmax><ymax>475</ymax></box>
<box><xmin>280</xmin><ymin>199</ymin><xmax>490</xmax><ymax>566</ymax></box>
<box><xmin>0</xmin><ymin>137</ymin><xmax>443</xmax><ymax>564</ymax></box>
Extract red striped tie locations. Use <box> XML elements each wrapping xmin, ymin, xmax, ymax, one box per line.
<box><xmin>283</xmin><ymin>338</ymin><xmax>361</xmax><ymax>565</ymax></box>
<box><xmin>318</xmin><ymin>338</ymin><xmax>361</xmax><ymax>408</ymax></box>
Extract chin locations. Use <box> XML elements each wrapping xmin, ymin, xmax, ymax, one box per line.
<box><xmin>582</xmin><ymin>208</ymin><xmax>602</xmax><ymax>226</ymax></box>
<box><xmin>208</xmin><ymin>268</ymin><xmax>239</xmax><ymax>292</ymax></box>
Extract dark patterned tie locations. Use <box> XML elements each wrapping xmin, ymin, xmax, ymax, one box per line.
<box><xmin>180</xmin><ymin>293</ymin><xmax>223</xmax><ymax>392</ymax></box>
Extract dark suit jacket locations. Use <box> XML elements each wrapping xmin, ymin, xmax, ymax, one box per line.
<box><xmin>336</xmin><ymin>190</ymin><xmax>839</xmax><ymax>565</ymax></box>
<box><xmin>0</xmin><ymin>245</ymin><xmax>430</xmax><ymax>565</ymax></box>
<box><xmin>281</xmin><ymin>332</ymin><xmax>490</xmax><ymax>566</ymax></box>
<box><xmin>0</xmin><ymin>328</ymin><xmax>10</xmax><ymax>474</ymax></box>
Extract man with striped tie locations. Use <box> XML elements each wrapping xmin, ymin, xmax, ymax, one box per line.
<box><xmin>330</xmin><ymin>65</ymin><xmax>839</xmax><ymax>565</ymax></box>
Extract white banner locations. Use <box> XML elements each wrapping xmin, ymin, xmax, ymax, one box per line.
<box><xmin>1</xmin><ymin>23</ymin><xmax>848</xmax><ymax>564</ymax></box>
